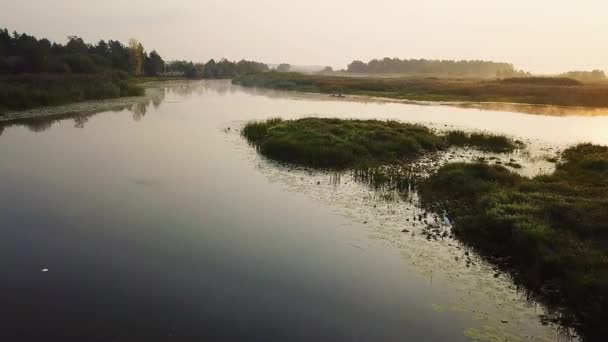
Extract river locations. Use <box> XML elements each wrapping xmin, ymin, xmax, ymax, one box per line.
<box><xmin>2</xmin><ymin>80</ymin><xmax>605</xmax><ymax>341</ymax></box>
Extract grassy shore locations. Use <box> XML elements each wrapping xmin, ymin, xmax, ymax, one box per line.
<box><xmin>418</xmin><ymin>144</ymin><xmax>607</xmax><ymax>340</ymax></box>
<box><xmin>0</xmin><ymin>73</ymin><xmax>144</xmax><ymax>114</ymax></box>
<box><xmin>242</xmin><ymin>118</ymin><xmax>520</xmax><ymax>168</ymax></box>
<box><xmin>242</xmin><ymin>117</ymin><xmax>607</xmax><ymax>339</ymax></box>
<box><xmin>233</xmin><ymin>72</ymin><xmax>608</xmax><ymax>108</ymax></box>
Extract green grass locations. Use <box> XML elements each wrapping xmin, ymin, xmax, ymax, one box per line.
<box><xmin>234</xmin><ymin>72</ymin><xmax>608</xmax><ymax>108</ymax></box>
<box><xmin>418</xmin><ymin>144</ymin><xmax>608</xmax><ymax>340</ymax></box>
<box><xmin>242</xmin><ymin>118</ymin><xmax>520</xmax><ymax>168</ymax></box>
<box><xmin>0</xmin><ymin>73</ymin><xmax>144</xmax><ymax>114</ymax></box>
<box><xmin>445</xmin><ymin>130</ymin><xmax>523</xmax><ymax>153</ymax></box>
<box><xmin>242</xmin><ymin>117</ymin><xmax>607</xmax><ymax>338</ymax></box>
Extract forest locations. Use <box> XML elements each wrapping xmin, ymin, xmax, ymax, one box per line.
<box><xmin>0</xmin><ymin>29</ymin><xmax>164</xmax><ymax>77</ymax></box>
<box><xmin>346</xmin><ymin>57</ymin><xmax>529</xmax><ymax>78</ymax></box>
<box><xmin>0</xmin><ymin>28</ymin><xmax>270</xmax><ymax>79</ymax></box>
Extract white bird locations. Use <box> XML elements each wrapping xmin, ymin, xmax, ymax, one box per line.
<box><xmin>41</xmin><ymin>268</ymin><xmax>48</xmax><ymax>272</ymax></box>
<box><xmin>442</xmin><ymin>210</ymin><xmax>451</xmax><ymax>226</ymax></box>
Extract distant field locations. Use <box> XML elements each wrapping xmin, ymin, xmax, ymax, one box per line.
<box><xmin>233</xmin><ymin>72</ymin><xmax>608</xmax><ymax>108</ymax></box>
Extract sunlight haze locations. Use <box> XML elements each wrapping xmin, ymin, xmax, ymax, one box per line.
<box><xmin>1</xmin><ymin>0</ymin><xmax>606</xmax><ymax>73</ymax></box>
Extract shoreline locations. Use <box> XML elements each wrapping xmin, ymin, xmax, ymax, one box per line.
<box><xmin>233</xmin><ymin>72</ymin><xmax>608</xmax><ymax>114</ymax></box>
<box><xmin>241</xmin><ymin>117</ymin><xmax>607</xmax><ymax>340</ymax></box>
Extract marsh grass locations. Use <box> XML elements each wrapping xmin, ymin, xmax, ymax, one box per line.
<box><xmin>242</xmin><ymin>118</ymin><xmax>520</xmax><ymax>169</ymax></box>
<box><xmin>445</xmin><ymin>130</ymin><xmax>524</xmax><ymax>153</ymax></box>
<box><xmin>418</xmin><ymin>144</ymin><xmax>608</xmax><ymax>340</ymax></box>
<box><xmin>0</xmin><ymin>73</ymin><xmax>144</xmax><ymax>113</ymax></box>
<box><xmin>234</xmin><ymin>72</ymin><xmax>608</xmax><ymax>107</ymax></box>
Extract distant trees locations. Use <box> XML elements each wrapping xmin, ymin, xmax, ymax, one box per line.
<box><xmin>346</xmin><ymin>60</ymin><xmax>367</xmax><ymax>73</ymax></box>
<box><xmin>144</xmin><ymin>50</ymin><xmax>165</xmax><ymax>76</ymax></box>
<box><xmin>0</xmin><ymin>28</ymin><xmax>165</xmax><ymax>77</ymax></box>
<box><xmin>276</xmin><ymin>63</ymin><xmax>291</xmax><ymax>72</ymax></box>
<box><xmin>496</xmin><ymin>68</ymin><xmax>530</xmax><ymax>78</ymax></box>
<box><xmin>167</xmin><ymin>58</ymin><xmax>268</xmax><ymax>79</ymax></box>
<box><xmin>559</xmin><ymin>70</ymin><xmax>606</xmax><ymax>82</ymax></box>
<box><xmin>128</xmin><ymin>39</ymin><xmax>145</xmax><ymax>76</ymax></box>
<box><xmin>0</xmin><ymin>28</ymin><xmax>270</xmax><ymax>80</ymax></box>
<box><xmin>320</xmin><ymin>66</ymin><xmax>333</xmax><ymax>74</ymax></box>
<box><xmin>202</xmin><ymin>58</ymin><xmax>268</xmax><ymax>79</ymax></box>
<box><xmin>346</xmin><ymin>57</ymin><xmax>521</xmax><ymax>78</ymax></box>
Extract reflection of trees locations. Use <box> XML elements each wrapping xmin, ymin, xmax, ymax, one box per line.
<box><xmin>73</xmin><ymin>115</ymin><xmax>89</xmax><ymax>128</ymax></box>
<box><xmin>26</xmin><ymin>119</ymin><xmax>54</xmax><ymax>132</ymax></box>
<box><xmin>162</xmin><ymin>79</ymin><xmax>235</xmax><ymax>97</ymax></box>
<box><xmin>131</xmin><ymin>102</ymin><xmax>147</xmax><ymax>121</ymax></box>
<box><xmin>0</xmin><ymin>110</ymin><xmax>117</xmax><ymax>133</ymax></box>
<box><xmin>3</xmin><ymin>78</ymin><xmax>607</xmax><ymax>136</ymax></box>
<box><xmin>0</xmin><ymin>84</ymin><xmax>171</xmax><ymax>133</ymax></box>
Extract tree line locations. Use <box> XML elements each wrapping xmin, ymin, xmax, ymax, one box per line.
<box><xmin>0</xmin><ymin>28</ymin><xmax>269</xmax><ymax>79</ymax></box>
<box><xmin>0</xmin><ymin>28</ymin><xmax>165</xmax><ymax>77</ymax></box>
<box><xmin>559</xmin><ymin>70</ymin><xmax>606</xmax><ymax>82</ymax></box>
<box><xmin>165</xmin><ymin>59</ymin><xmax>269</xmax><ymax>79</ymax></box>
<box><xmin>347</xmin><ymin>57</ymin><xmax>526</xmax><ymax>78</ymax></box>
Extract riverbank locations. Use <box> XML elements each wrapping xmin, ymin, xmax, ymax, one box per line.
<box><xmin>243</xmin><ymin>117</ymin><xmax>607</xmax><ymax>340</ymax></box>
<box><xmin>0</xmin><ymin>73</ymin><xmax>145</xmax><ymax>114</ymax></box>
<box><xmin>233</xmin><ymin>72</ymin><xmax>608</xmax><ymax>108</ymax></box>
<box><xmin>418</xmin><ymin>144</ymin><xmax>607</xmax><ymax>341</ymax></box>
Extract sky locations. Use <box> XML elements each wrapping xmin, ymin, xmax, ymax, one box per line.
<box><xmin>1</xmin><ymin>0</ymin><xmax>606</xmax><ymax>74</ymax></box>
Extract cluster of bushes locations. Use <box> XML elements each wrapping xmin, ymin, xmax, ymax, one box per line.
<box><xmin>419</xmin><ymin>144</ymin><xmax>608</xmax><ymax>340</ymax></box>
<box><xmin>445</xmin><ymin>130</ymin><xmax>523</xmax><ymax>153</ymax></box>
<box><xmin>346</xmin><ymin>57</ymin><xmax>527</xmax><ymax>78</ymax></box>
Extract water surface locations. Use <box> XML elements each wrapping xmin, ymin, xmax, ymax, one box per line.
<box><xmin>2</xmin><ymin>80</ymin><xmax>603</xmax><ymax>341</ymax></box>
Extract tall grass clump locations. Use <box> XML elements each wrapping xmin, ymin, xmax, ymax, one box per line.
<box><xmin>242</xmin><ymin>118</ymin><xmax>447</xmax><ymax>168</ymax></box>
<box><xmin>445</xmin><ymin>130</ymin><xmax>523</xmax><ymax>153</ymax></box>
<box><xmin>418</xmin><ymin>143</ymin><xmax>608</xmax><ymax>340</ymax></box>
<box><xmin>242</xmin><ymin>118</ymin><xmax>520</xmax><ymax>169</ymax></box>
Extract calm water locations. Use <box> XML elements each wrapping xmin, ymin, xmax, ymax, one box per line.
<box><xmin>1</xmin><ymin>80</ymin><xmax>605</xmax><ymax>341</ymax></box>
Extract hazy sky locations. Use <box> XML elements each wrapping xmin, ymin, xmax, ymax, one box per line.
<box><xmin>1</xmin><ymin>0</ymin><xmax>606</xmax><ymax>73</ymax></box>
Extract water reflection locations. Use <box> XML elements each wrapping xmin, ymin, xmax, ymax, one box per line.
<box><xmin>0</xmin><ymin>84</ymin><xmax>167</xmax><ymax>133</ymax></box>
<box><xmin>451</xmin><ymin>101</ymin><xmax>608</xmax><ymax>116</ymax></box>
<box><xmin>0</xmin><ymin>79</ymin><xmax>592</xmax><ymax>341</ymax></box>
<box><xmin>3</xmin><ymin>79</ymin><xmax>608</xmax><ymax>137</ymax></box>
<box><xmin>0</xmin><ymin>81</ymin><xmax>256</xmax><ymax>134</ymax></box>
